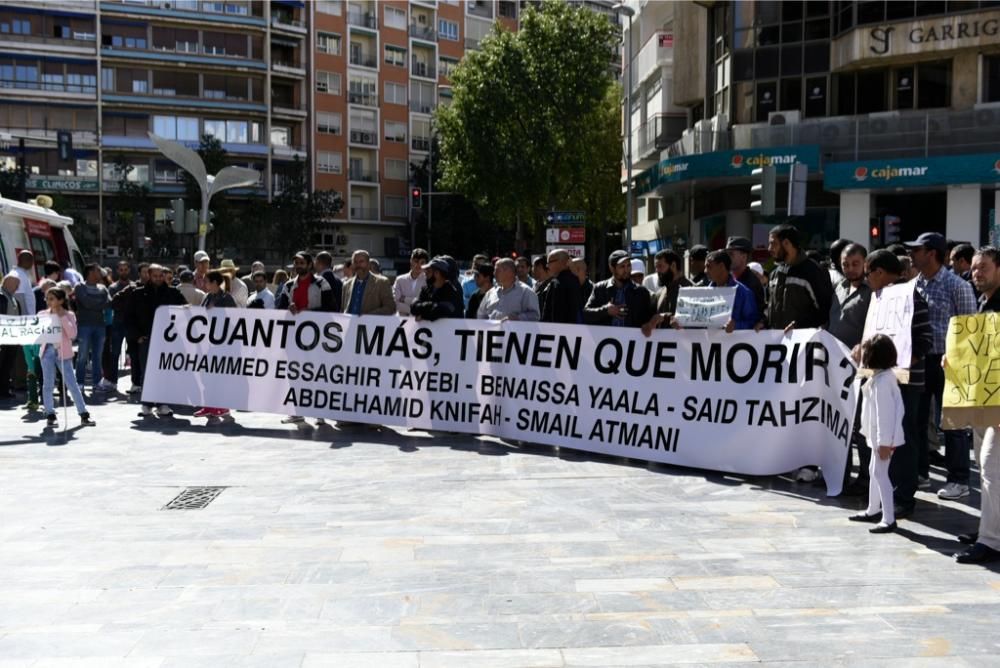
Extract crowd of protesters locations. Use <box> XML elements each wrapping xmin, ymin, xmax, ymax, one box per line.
<box><xmin>2</xmin><ymin>224</ymin><xmax>999</xmax><ymax>564</ymax></box>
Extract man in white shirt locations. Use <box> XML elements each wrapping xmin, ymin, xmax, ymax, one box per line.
<box><xmin>248</xmin><ymin>271</ymin><xmax>275</xmax><ymax>309</ymax></box>
<box><xmin>392</xmin><ymin>248</ymin><xmax>428</xmax><ymax>315</ymax></box>
<box><xmin>13</xmin><ymin>250</ymin><xmax>36</xmax><ymax>315</ymax></box>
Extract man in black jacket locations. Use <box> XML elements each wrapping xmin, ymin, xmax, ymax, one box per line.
<box><xmin>125</xmin><ymin>264</ymin><xmax>187</xmax><ymax>417</ymax></box>
<box><xmin>584</xmin><ymin>250</ymin><xmax>652</xmax><ymax>328</ymax></box>
<box><xmin>411</xmin><ymin>257</ymin><xmax>465</xmax><ymax>321</ymax></box>
<box><xmin>314</xmin><ymin>251</ymin><xmax>343</xmax><ymax>313</ymax></box>
<box><xmin>540</xmin><ymin>249</ymin><xmax>582</xmax><ymax>324</ymax></box>
<box><xmin>763</xmin><ymin>223</ymin><xmax>834</xmax><ymax>332</ymax></box>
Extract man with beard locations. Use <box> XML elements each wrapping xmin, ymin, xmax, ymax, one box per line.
<box><xmin>126</xmin><ymin>264</ymin><xmax>187</xmax><ymax>418</ymax></box>
<box><xmin>411</xmin><ymin>256</ymin><xmax>465</xmax><ymax>321</ymax></box>
<box><xmin>540</xmin><ymin>249</ymin><xmax>582</xmax><ymax>324</ymax></box>
<box><xmin>643</xmin><ymin>249</ymin><xmax>692</xmax><ymax>331</ymax></box>
<box><xmin>341</xmin><ymin>250</ymin><xmax>395</xmax><ymax>316</ymax></box>
<box><xmin>725</xmin><ymin>237</ymin><xmax>766</xmax><ymax>327</ymax></box>
<box><xmin>585</xmin><ymin>250</ymin><xmax>652</xmax><ymax>328</ymax></box>
<box><xmin>275</xmin><ymin>252</ymin><xmax>336</xmax><ymax>313</ymax></box>
<box><xmin>762</xmin><ymin>224</ymin><xmax>833</xmax><ymax>332</ymax></box>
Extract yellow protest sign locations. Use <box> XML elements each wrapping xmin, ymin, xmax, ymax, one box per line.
<box><xmin>943</xmin><ymin>312</ymin><xmax>1000</xmax><ymax>428</ymax></box>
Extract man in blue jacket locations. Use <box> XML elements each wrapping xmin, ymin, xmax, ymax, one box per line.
<box><xmin>704</xmin><ymin>250</ymin><xmax>758</xmax><ymax>332</ymax></box>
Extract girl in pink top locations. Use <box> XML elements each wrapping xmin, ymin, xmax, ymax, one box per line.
<box><xmin>40</xmin><ymin>287</ymin><xmax>94</xmax><ymax>428</ymax></box>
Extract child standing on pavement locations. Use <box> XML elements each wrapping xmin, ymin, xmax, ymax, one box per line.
<box><xmin>39</xmin><ymin>287</ymin><xmax>94</xmax><ymax>428</ymax></box>
<box><xmin>849</xmin><ymin>334</ymin><xmax>904</xmax><ymax>534</ymax></box>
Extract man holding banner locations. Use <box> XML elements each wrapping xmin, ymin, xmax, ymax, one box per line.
<box><xmin>0</xmin><ymin>273</ymin><xmax>28</xmax><ymax>398</ymax></box>
<box><xmin>585</xmin><ymin>251</ymin><xmax>652</xmax><ymax>329</ymax></box>
<box><xmin>862</xmin><ymin>250</ymin><xmax>933</xmax><ymax>518</ymax></box>
<box><xmin>704</xmin><ymin>250</ymin><xmax>757</xmax><ymax>332</ymax></box>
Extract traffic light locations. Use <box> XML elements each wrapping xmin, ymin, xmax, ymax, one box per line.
<box><xmin>166</xmin><ymin>198</ymin><xmax>185</xmax><ymax>232</ymax></box>
<box><xmin>750</xmin><ymin>165</ymin><xmax>776</xmax><ymax>217</ymax></box>
<box><xmin>411</xmin><ymin>187</ymin><xmax>422</xmax><ymax>209</ymax></box>
<box><xmin>883</xmin><ymin>215</ymin><xmax>901</xmax><ymax>244</ymax></box>
<box><xmin>57</xmin><ymin>130</ymin><xmax>72</xmax><ymax>162</ymax></box>
<box><xmin>869</xmin><ymin>219</ymin><xmax>882</xmax><ymax>248</ymax></box>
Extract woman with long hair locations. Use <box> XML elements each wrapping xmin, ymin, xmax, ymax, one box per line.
<box><xmin>40</xmin><ymin>287</ymin><xmax>94</xmax><ymax>428</ymax></box>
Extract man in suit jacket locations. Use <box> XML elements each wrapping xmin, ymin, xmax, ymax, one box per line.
<box><xmin>342</xmin><ymin>250</ymin><xmax>396</xmax><ymax>316</ymax></box>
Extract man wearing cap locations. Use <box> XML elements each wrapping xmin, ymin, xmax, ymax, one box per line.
<box><xmin>906</xmin><ymin>231</ymin><xmax>977</xmax><ymax>501</ymax></box>
<box><xmin>192</xmin><ymin>250</ymin><xmax>211</xmax><ymax>291</ymax></box>
<box><xmin>177</xmin><ymin>269</ymin><xmax>205</xmax><ymax>306</ymax></box>
<box><xmin>726</xmin><ymin>236</ymin><xmax>766</xmax><ymax>327</ymax></box>
<box><xmin>585</xmin><ymin>250</ymin><xmax>652</xmax><ymax>328</ymax></box>
<box><xmin>630</xmin><ymin>259</ymin><xmax>645</xmax><ymax>286</ymax></box>
<box><xmin>341</xmin><ymin>250</ymin><xmax>395</xmax><ymax>316</ymax></box>
<box><xmin>688</xmin><ymin>245</ymin><xmax>710</xmax><ymax>286</ymax></box>
<box><xmin>540</xmin><ymin>249</ymin><xmax>582</xmax><ymax>325</ymax></box>
<box><xmin>411</xmin><ymin>256</ymin><xmax>465</xmax><ymax>321</ymax></box>
<box><xmin>478</xmin><ymin>258</ymin><xmax>540</xmax><ymax>321</ymax></box>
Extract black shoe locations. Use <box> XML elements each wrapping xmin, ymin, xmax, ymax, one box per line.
<box><xmin>958</xmin><ymin>532</ymin><xmax>980</xmax><ymax>545</ymax></box>
<box><xmin>929</xmin><ymin>450</ymin><xmax>946</xmax><ymax>465</ymax></box>
<box><xmin>80</xmin><ymin>412</ymin><xmax>95</xmax><ymax>427</ymax></box>
<box><xmin>894</xmin><ymin>504</ymin><xmax>915</xmax><ymax>520</ymax></box>
<box><xmin>849</xmin><ymin>512</ymin><xmax>881</xmax><ymax>523</ymax></box>
<box><xmin>869</xmin><ymin>521</ymin><xmax>897</xmax><ymax>534</ymax></box>
<box><xmin>45</xmin><ymin>413</ymin><xmax>57</xmax><ymax>427</ymax></box>
<box><xmin>955</xmin><ymin>543</ymin><xmax>1000</xmax><ymax>564</ymax></box>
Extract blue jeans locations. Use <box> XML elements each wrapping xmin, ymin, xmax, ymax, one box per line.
<box><xmin>107</xmin><ymin>323</ymin><xmax>126</xmax><ymax>383</ymax></box>
<box><xmin>42</xmin><ymin>346</ymin><xmax>87</xmax><ymax>416</ymax></box>
<box><xmin>76</xmin><ymin>324</ymin><xmax>105</xmax><ymax>390</ymax></box>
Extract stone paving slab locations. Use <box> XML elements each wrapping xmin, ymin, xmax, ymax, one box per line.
<box><xmin>1</xmin><ymin>393</ymin><xmax>1000</xmax><ymax>666</ymax></box>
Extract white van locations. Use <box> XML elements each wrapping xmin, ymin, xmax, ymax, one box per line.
<box><xmin>0</xmin><ymin>194</ymin><xmax>85</xmax><ymax>282</ymax></box>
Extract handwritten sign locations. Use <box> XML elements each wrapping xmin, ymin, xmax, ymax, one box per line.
<box><xmin>861</xmin><ymin>281</ymin><xmax>914</xmax><ymax>382</ymax></box>
<box><xmin>0</xmin><ymin>315</ymin><xmax>63</xmax><ymax>345</ymax></box>
<box><xmin>943</xmin><ymin>312</ymin><xmax>1000</xmax><ymax>428</ymax></box>
<box><xmin>674</xmin><ymin>287</ymin><xmax>736</xmax><ymax>329</ymax></box>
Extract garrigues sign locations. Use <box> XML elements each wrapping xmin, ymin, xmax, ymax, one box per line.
<box><xmin>143</xmin><ymin>308</ymin><xmax>859</xmax><ymax>495</ymax></box>
<box><xmin>832</xmin><ymin>10</ymin><xmax>1000</xmax><ymax>68</ymax></box>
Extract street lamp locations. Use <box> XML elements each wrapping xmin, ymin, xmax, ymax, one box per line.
<box><xmin>613</xmin><ymin>2</ymin><xmax>635</xmax><ymax>252</ymax></box>
<box><xmin>149</xmin><ymin>133</ymin><xmax>260</xmax><ymax>253</ymax></box>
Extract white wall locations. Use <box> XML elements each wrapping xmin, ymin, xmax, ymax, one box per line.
<box><xmin>946</xmin><ymin>185</ymin><xmax>981</xmax><ymax>244</ymax></box>
<box><xmin>839</xmin><ymin>190</ymin><xmax>871</xmax><ymax>247</ymax></box>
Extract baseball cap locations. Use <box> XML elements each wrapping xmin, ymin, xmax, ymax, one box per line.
<box><xmin>725</xmin><ymin>236</ymin><xmax>752</xmax><ymax>252</ymax></box>
<box><xmin>426</xmin><ymin>257</ymin><xmax>450</xmax><ymax>273</ymax></box>
<box><xmin>608</xmin><ymin>250</ymin><xmax>630</xmax><ymax>267</ymax></box>
<box><xmin>688</xmin><ymin>244</ymin><xmax>709</xmax><ymax>260</ymax></box>
<box><xmin>630</xmin><ymin>259</ymin><xmax>645</xmax><ymax>275</ymax></box>
<box><xmin>903</xmin><ymin>232</ymin><xmax>947</xmax><ymax>255</ymax></box>
<box><xmin>193</xmin><ymin>250</ymin><xmax>210</xmax><ymax>263</ymax></box>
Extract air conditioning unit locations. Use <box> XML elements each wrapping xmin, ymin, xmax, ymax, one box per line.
<box><xmin>768</xmin><ymin>110</ymin><xmax>801</xmax><ymax>126</ymax></box>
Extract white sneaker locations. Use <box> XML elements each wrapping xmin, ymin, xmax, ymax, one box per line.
<box><xmin>795</xmin><ymin>467</ymin><xmax>820</xmax><ymax>483</ymax></box>
<box><xmin>156</xmin><ymin>404</ymin><xmax>173</xmax><ymax>417</ymax></box>
<box><xmin>139</xmin><ymin>405</ymin><xmax>153</xmax><ymax>417</ymax></box>
<box><xmin>281</xmin><ymin>416</ymin><xmax>305</xmax><ymax>424</ymax></box>
<box><xmin>937</xmin><ymin>482</ymin><xmax>970</xmax><ymax>500</ymax></box>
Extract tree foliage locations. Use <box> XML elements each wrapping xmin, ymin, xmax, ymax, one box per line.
<box><xmin>436</xmin><ymin>0</ymin><xmax>624</xmax><ymax>244</ymax></box>
<box><xmin>108</xmin><ymin>156</ymin><xmax>154</xmax><ymax>258</ymax></box>
<box><xmin>269</xmin><ymin>157</ymin><xmax>343</xmax><ymax>259</ymax></box>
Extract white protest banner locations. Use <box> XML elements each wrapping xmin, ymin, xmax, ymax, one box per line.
<box><xmin>675</xmin><ymin>287</ymin><xmax>736</xmax><ymax>329</ymax></box>
<box><xmin>0</xmin><ymin>314</ymin><xmax>63</xmax><ymax>345</ymax></box>
<box><xmin>143</xmin><ymin>307</ymin><xmax>858</xmax><ymax>495</ymax></box>
<box><xmin>861</xmin><ymin>280</ymin><xmax>914</xmax><ymax>382</ymax></box>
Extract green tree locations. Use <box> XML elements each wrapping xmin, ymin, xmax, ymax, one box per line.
<box><xmin>436</xmin><ymin>0</ymin><xmax>622</xmax><ymax>249</ymax></box>
<box><xmin>0</xmin><ymin>165</ymin><xmax>27</xmax><ymax>201</ymax></box>
<box><xmin>270</xmin><ymin>157</ymin><xmax>343</xmax><ymax>259</ymax></box>
<box><xmin>107</xmin><ymin>156</ymin><xmax>153</xmax><ymax>259</ymax></box>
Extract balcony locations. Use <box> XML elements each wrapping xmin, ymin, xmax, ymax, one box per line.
<box><xmin>624</xmin><ymin>31</ymin><xmax>673</xmax><ymax>95</ymax></box>
<box><xmin>467</xmin><ymin>0</ymin><xmax>493</xmax><ymax>19</ymax></box>
<box><xmin>349</xmin><ymin>129</ymin><xmax>378</xmax><ymax>146</ymax></box>
<box><xmin>347</xmin><ymin>91</ymin><xmax>378</xmax><ymax>107</ymax></box>
<box><xmin>0</xmin><ymin>78</ymin><xmax>97</xmax><ymax>97</ymax></box>
<box><xmin>271</xmin><ymin>61</ymin><xmax>306</xmax><ymax>77</ymax></box>
<box><xmin>271</xmin><ymin>13</ymin><xmax>306</xmax><ymax>33</ymax></box>
<box><xmin>411</xmin><ymin>136</ymin><xmax>431</xmax><ymax>152</ymax></box>
<box><xmin>350</xmin><ymin>206</ymin><xmax>379</xmax><ymax>220</ymax></box>
<box><xmin>409</xmin><ymin>100</ymin><xmax>435</xmax><ymax>114</ymax></box>
<box><xmin>349</xmin><ymin>168</ymin><xmax>379</xmax><ymax>183</ymax></box>
<box><xmin>411</xmin><ymin>61</ymin><xmax>436</xmax><ymax>80</ymax></box>
<box><xmin>635</xmin><ymin>114</ymin><xmax>686</xmax><ymax>160</ymax></box>
<box><xmin>349</xmin><ymin>52</ymin><xmax>378</xmax><ymax>68</ymax></box>
<box><xmin>409</xmin><ymin>23</ymin><xmax>436</xmax><ymax>42</ymax></box>
<box><xmin>272</xmin><ymin>143</ymin><xmax>308</xmax><ymax>160</ymax></box>
<box><xmin>347</xmin><ymin>10</ymin><xmax>377</xmax><ymax>30</ymax></box>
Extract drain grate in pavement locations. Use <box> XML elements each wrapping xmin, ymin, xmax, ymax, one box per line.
<box><xmin>162</xmin><ymin>486</ymin><xmax>227</xmax><ymax>510</ymax></box>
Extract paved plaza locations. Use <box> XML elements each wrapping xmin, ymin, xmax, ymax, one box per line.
<box><xmin>1</xmin><ymin>393</ymin><xmax>999</xmax><ymax>667</ymax></box>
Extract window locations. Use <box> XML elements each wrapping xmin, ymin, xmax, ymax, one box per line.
<box><xmin>270</xmin><ymin>126</ymin><xmax>289</xmax><ymax>146</ymax></box>
<box><xmin>317</xmin><ymin>111</ymin><xmax>341</xmax><ymax>135</ymax></box>
<box><xmin>177</xmin><ymin>116</ymin><xmax>198</xmax><ymax>141</ymax></box>
<box><xmin>385</xmin><ymin>45</ymin><xmax>406</xmax><ymax>67</ymax></box>
<box><xmin>385</xmin><ymin>196</ymin><xmax>406</xmax><ymax>217</ymax></box>
<box><xmin>438</xmin><ymin>19</ymin><xmax>459</xmax><ymax>41</ymax></box>
<box><xmin>152</xmin><ymin>115</ymin><xmax>198</xmax><ymax>141</ymax></box>
<box><xmin>384</xmin><ymin>82</ymin><xmax>406</xmax><ymax>105</ymax></box>
<box><xmin>317</xmin><ymin>0</ymin><xmax>341</xmax><ymax>15</ymax></box>
<box><xmin>316</xmin><ymin>71</ymin><xmax>341</xmax><ymax>95</ymax></box>
<box><xmin>986</xmin><ymin>56</ymin><xmax>1000</xmax><ymax>104</ymax></box>
<box><xmin>317</xmin><ymin>32</ymin><xmax>341</xmax><ymax>55</ymax></box>
<box><xmin>132</xmin><ymin>76</ymin><xmax>148</xmax><ymax>93</ymax></box>
<box><xmin>318</xmin><ymin>151</ymin><xmax>342</xmax><ymax>174</ymax></box>
<box><xmin>804</xmin><ymin>76</ymin><xmax>826</xmax><ymax>117</ymax></box>
<box><xmin>226</xmin><ymin>120</ymin><xmax>248</xmax><ymax>143</ymax></box>
<box><xmin>385</xmin><ymin>158</ymin><xmax>407</xmax><ymax>181</ymax></box>
<box><xmin>385</xmin><ymin>120</ymin><xmax>406</xmax><ymax>143</ymax></box>
<box><xmin>917</xmin><ymin>61</ymin><xmax>950</xmax><ymax>110</ymax></box>
<box><xmin>204</xmin><ymin>119</ymin><xmax>226</xmax><ymax>139</ymax></box>
<box><xmin>439</xmin><ymin>57</ymin><xmax>459</xmax><ymax>78</ymax></box>
<box><xmin>385</xmin><ymin>6</ymin><xmax>406</xmax><ymax>30</ymax></box>
<box><xmin>101</xmin><ymin>67</ymin><xmax>114</xmax><ymax>91</ymax></box>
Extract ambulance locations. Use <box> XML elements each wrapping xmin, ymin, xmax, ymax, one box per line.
<box><xmin>0</xmin><ymin>194</ymin><xmax>85</xmax><ymax>281</ymax></box>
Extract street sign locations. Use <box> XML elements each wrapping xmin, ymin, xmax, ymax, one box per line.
<box><xmin>546</xmin><ymin>245</ymin><xmax>585</xmax><ymax>259</ymax></box>
<box><xmin>545</xmin><ymin>227</ymin><xmax>586</xmax><ymax>244</ymax></box>
<box><xmin>545</xmin><ymin>211</ymin><xmax>585</xmax><ymax>225</ymax></box>
<box><xmin>630</xmin><ymin>240</ymin><xmax>648</xmax><ymax>256</ymax></box>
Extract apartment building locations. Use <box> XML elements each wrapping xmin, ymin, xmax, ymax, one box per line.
<box><xmin>627</xmin><ymin>0</ymin><xmax>1000</xmax><ymax>256</ymax></box>
<box><xmin>0</xmin><ymin>0</ymin><xmax>309</xmax><ymax>257</ymax></box>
